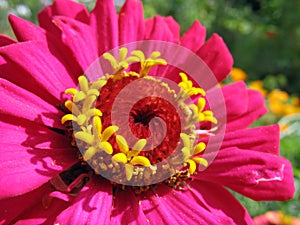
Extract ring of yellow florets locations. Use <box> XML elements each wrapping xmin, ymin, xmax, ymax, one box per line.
<box><xmin>61</xmin><ymin>48</ymin><xmax>217</xmax><ymax>189</ymax></box>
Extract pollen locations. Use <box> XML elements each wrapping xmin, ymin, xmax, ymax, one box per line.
<box><xmin>62</xmin><ymin>48</ymin><xmax>217</xmax><ymax>192</ymax></box>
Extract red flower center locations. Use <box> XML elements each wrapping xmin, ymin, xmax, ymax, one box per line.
<box><xmin>96</xmin><ymin>76</ymin><xmax>183</xmax><ymax>165</ymax></box>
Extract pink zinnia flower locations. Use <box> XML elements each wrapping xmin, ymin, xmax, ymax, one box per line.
<box><xmin>0</xmin><ymin>0</ymin><xmax>295</xmax><ymax>224</ymax></box>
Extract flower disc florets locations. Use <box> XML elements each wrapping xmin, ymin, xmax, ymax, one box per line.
<box><xmin>61</xmin><ymin>47</ymin><xmax>217</xmax><ymax>190</ymax></box>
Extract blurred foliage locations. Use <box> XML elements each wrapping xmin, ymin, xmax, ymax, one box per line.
<box><xmin>142</xmin><ymin>0</ymin><xmax>300</xmax><ymax>96</ymax></box>
<box><xmin>0</xmin><ymin>0</ymin><xmax>300</xmax><ymax>219</ymax></box>
<box><xmin>0</xmin><ymin>0</ymin><xmax>95</xmax><ymax>36</ymax></box>
<box><xmin>0</xmin><ymin>0</ymin><xmax>46</xmax><ymax>36</ymax></box>
<box><xmin>1</xmin><ymin>0</ymin><xmax>299</xmax><ymax>95</ymax></box>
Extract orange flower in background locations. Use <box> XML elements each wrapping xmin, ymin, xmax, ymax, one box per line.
<box><xmin>249</xmin><ymin>80</ymin><xmax>267</xmax><ymax>97</ymax></box>
<box><xmin>230</xmin><ymin>67</ymin><xmax>247</xmax><ymax>82</ymax></box>
<box><xmin>268</xmin><ymin>89</ymin><xmax>300</xmax><ymax>116</ymax></box>
<box><xmin>292</xmin><ymin>97</ymin><xmax>300</xmax><ymax>106</ymax></box>
<box><xmin>268</xmin><ymin>89</ymin><xmax>288</xmax><ymax>116</ymax></box>
<box><xmin>268</xmin><ymin>89</ymin><xmax>289</xmax><ymax>102</ymax></box>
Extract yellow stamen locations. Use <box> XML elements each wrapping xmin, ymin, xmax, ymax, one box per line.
<box><xmin>83</xmin><ymin>146</ymin><xmax>97</xmax><ymax>161</ymax></box>
<box><xmin>125</xmin><ymin>164</ymin><xmax>134</xmax><ymax>181</ymax></box>
<box><xmin>116</xmin><ymin>135</ymin><xmax>129</xmax><ymax>153</ymax></box>
<box><xmin>203</xmin><ymin>110</ymin><xmax>213</xmax><ymax>116</ymax></box>
<box><xmin>118</xmin><ymin>47</ymin><xmax>128</xmax><ymax>62</ymax></box>
<box><xmin>74</xmin><ymin>131</ymin><xmax>94</xmax><ymax>145</ymax></box>
<box><xmin>131</xmin><ymin>50</ymin><xmax>167</xmax><ymax>77</ymax></box>
<box><xmin>77</xmin><ymin>114</ymin><xmax>87</xmax><ymax>126</ymax></box>
<box><xmin>90</xmin><ymin>79</ymin><xmax>108</xmax><ymax>89</ymax></box>
<box><xmin>149</xmin><ymin>51</ymin><xmax>161</xmax><ymax>59</ymax></box>
<box><xmin>193</xmin><ymin>142</ymin><xmax>206</xmax><ymax>155</ymax></box>
<box><xmin>103</xmin><ymin>48</ymin><xmax>143</xmax><ymax>79</ymax></box>
<box><xmin>132</xmin><ymin>139</ymin><xmax>147</xmax><ymax>151</ymax></box>
<box><xmin>178</xmin><ymin>72</ymin><xmax>206</xmax><ymax>97</ymax></box>
<box><xmin>78</xmin><ymin>75</ymin><xmax>89</xmax><ymax>93</ymax></box>
<box><xmin>187</xmin><ymin>104</ymin><xmax>199</xmax><ymax>124</ymax></box>
<box><xmin>193</xmin><ymin>157</ymin><xmax>208</xmax><ymax>167</ymax></box>
<box><xmin>101</xmin><ymin>125</ymin><xmax>119</xmax><ymax>142</ymax></box>
<box><xmin>64</xmin><ymin>100</ymin><xmax>80</xmax><ymax>115</ymax></box>
<box><xmin>180</xmin><ymin>133</ymin><xmax>191</xmax><ymax>149</ymax></box>
<box><xmin>93</xmin><ymin>116</ymin><xmax>102</xmax><ymax>137</ymax></box>
<box><xmin>131</xmin><ymin>156</ymin><xmax>151</xmax><ymax>167</ymax></box>
<box><xmin>182</xmin><ymin>147</ymin><xmax>191</xmax><ymax>158</ymax></box>
<box><xmin>64</xmin><ymin>100</ymin><xmax>73</xmax><ymax>112</ymax></box>
<box><xmin>61</xmin><ymin>114</ymin><xmax>76</xmax><ymax>124</ymax></box>
<box><xmin>131</xmin><ymin>50</ymin><xmax>145</xmax><ymax>61</ymax></box>
<box><xmin>85</xmin><ymin>108</ymin><xmax>103</xmax><ymax>118</ymax></box>
<box><xmin>197</xmin><ymin>98</ymin><xmax>206</xmax><ymax>112</ymax></box>
<box><xmin>126</xmin><ymin>55</ymin><xmax>141</xmax><ymax>64</ymax></box>
<box><xmin>210</xmin><ymin>117</ymin><xmax>218</xmax><ymax>124</ymax></box>
<box><xmin>65</xmin><ymin>88</ymin><xmax>78</xmax><ymax>96</ymax></box>
<box><xmin>82</xmin><ymin>95</ymin><xmax>97</xmax><ymax>112</ymax></box>
<box><xmin>103</xmin><ymin>52</ymin><xmax>118</xmax><ymax>69</ymax></box>
<box><xmin>181</xmin><ymin>147</ymin><xmax>192</xmax><ymax>162</ymax></box>
<box><xmin>73</xmin><ymin>91</ymin><xmax>86</xmax><ymax>102</ymax></box>
<box><xmin>100</xmin><ymin>141</ymin><xmax>113</xmax><ymax>155</ymax></box>
<box><xmin>199</xmin><ymin>114</ymin><xmax>217</xmax><ymax>124</ymax></box>
<box><xmin>179</xmin><ymin>72</ymin><xmax>189</xmax><ymax>82</ymax></box>
<box><xmin>86</xmin><ymin>89</ymin><xmax>100</xmax><ymax>97</ymax></box>
<box><xmin>187</xmin><ymin>159</ymin><xmax>197</xmax><ymax>174</ymax></box>
<box><xmin>112</xmin><ymin>152</ymin><xmax>128</xmax><ymax>164</ymax></box>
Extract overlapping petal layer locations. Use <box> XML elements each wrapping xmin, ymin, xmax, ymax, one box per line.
<box><xmin>138</xmin><ymin>184</ymin><xmax>234</xmax><ymax>224</ymax></box>
<box><xmin>0</xmin><ymin>144</ymin><xmax>77</xmax><ymax>199</ymax></box>
<box><xmin>195</xmin><ymin>147</ymin><xmax>294</xmax><ymax>201</ymax></box>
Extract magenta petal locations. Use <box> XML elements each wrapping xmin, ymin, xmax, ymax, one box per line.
<box><xmin>0</xmin><ymin>42</ymin><xmax>76</xmax><ymax>104</ymax></box>
<box><xmin>53</xmin><ymin>16</ymin><xmax>98</xmax><ymax>71</ymax></box>
<box><xmin>8</xmin><ymin>14</ymin><xmax>82</xmax><ymax>79</ymax></box>
<box><xmin>221</xmin><ymin>125</ymin><xmax>280</xmax><ymax>155</ymax></box>
<box><xmin>50</xmin><ymin>178</ymin><xmax>112</xmax><ymax>225</ymax></box>
<box><xmin>8</xmin><ymin>179</ymin><xmax>111</xmax><ymax>224</ymax></box>
<box><xmin>189</xmin><ymin>181</ymin><xmax>253</xmax><ymax>225</ymax></box>
<box><xmin>0</xmin><ymin>79</ymin><xmax>63</xmax><ymax>128</ymax></box>
<box><xmin>144</xmin><ymin>16</ymin><xmax>176</xmax><ymax>42</ymax></box>
<box><xmin>9</xmin><ymin>14</ymin><xmax>49</xmax><ymax>42</ymax></box>
<box><xmin>222</xmin><ymin>81</ymin><xmax>248</xmax><ymax>118</ymax></box>
<box><xmin>111</xmin><ymin>189</ymin><xmax>149</xmax><ymax>225</ymax></box>
<box><xmin>0</xmin><ymin>115</ymin><xmax>71</xmax><ymax>149</ymax></box>
<box><xmin>0</xmin><ymin>182</ymin><xmax>54</xmax><ymax>225</ymax></box>
<box><xmin>140</xmin><ymin>16</ymin><xmax>178</xmax><ymax>77</ymax></box>
<box><xmin>90</xmin><ymin>0</ymin><xmax>118</xmax><ymax>55</ymax></box>
<box><xmin>38</xmin><ymin>0</ymin><xmax>89</xmax><ymax>36</ymax></box>
<box><xmin>0</xmin><ymin>143</ymin><xmax>77</xmax><ymax>199</ymax></box>
<box><xmin>163</xmin><ymin>16</ymin><xmax>180</xmax><ymax>43</ymax></box>
<box><xmin>38</xmin><ymin>6</ymin><xmax>61</xmax><ymax>38</ymax></box>
<box><xmin>139</xmin><ymin>185</ymin><xmax>233</xmax><ymax>224</ymax></box>
<box><xmin>118</xmin><ymin>0</ymin><xmax>145</xmax><ymax>45</ymax></box>
<box><xmin>226</xmin><ymin>89</ymin><xmax>268</xmax><ymax>131</ymax></box>
<box><xmin>0</xmin><ymin>34</ymin><xmax>16</xmax><ymax>47</ymax></box>
<box><xmin>0</xmin><ymin>183</ymin><xmax>71</xmax><ymax>225</ymax></box>
<box><xmin>196</xmin><ymin>147</ymin><xmax>295</xmax><ymax>201</ymax></box>
<box><xmin>8</xmin><ymin>179</ymin><xmax>110</xmax><ymax>224</ymax></box>
<box><xmin>51</xmin><ymin>0</ymin><xmax>89</xmax><ymax>23</ymax></box>
<box><xmin>197</xmin><ymin>34</ymin><xmax>233</xmax><ymax>82</ymax></box>
<box><xmin>181</xmin><ymin>21</ymin><xmax>206</xmax><ymax>51</ymax></box>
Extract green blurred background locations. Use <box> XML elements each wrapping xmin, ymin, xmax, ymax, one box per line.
<box><xmin>0</xmin><ymin>0</ymin><xmax>299</xmax><ymax>220</ymax></box>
